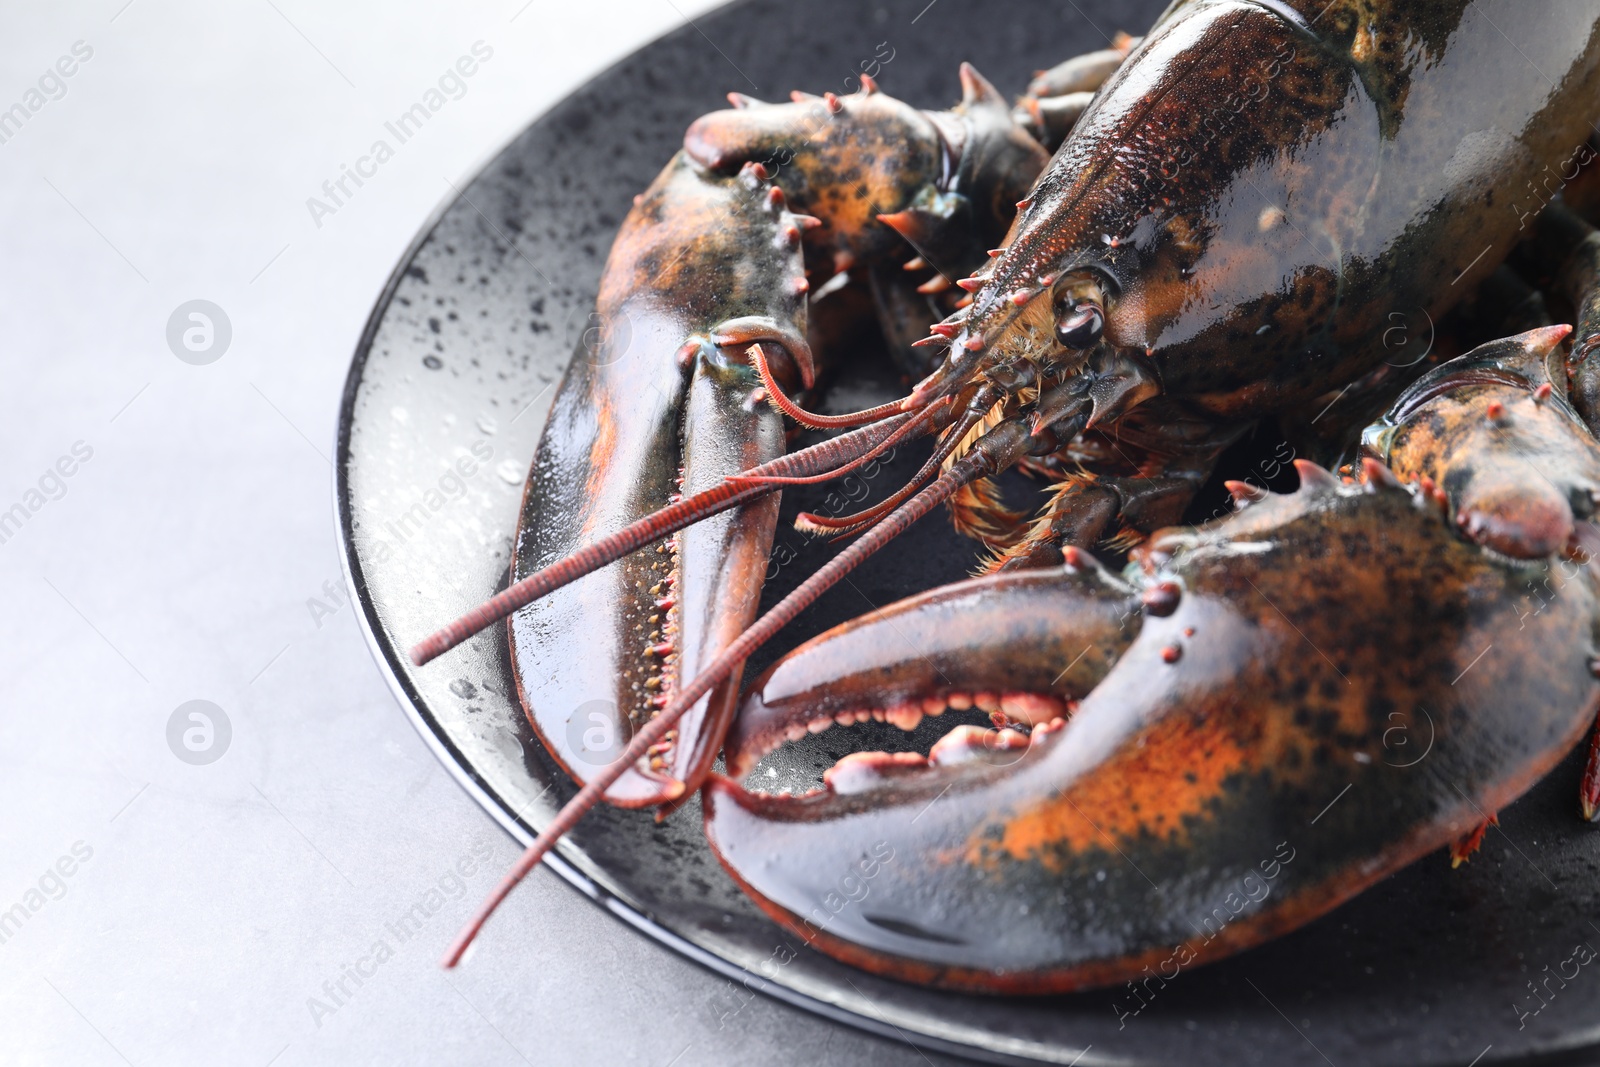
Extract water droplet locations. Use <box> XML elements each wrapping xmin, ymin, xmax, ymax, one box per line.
<box><xmin>423</xmin><ymin>355</ymin><xmax>443</xmax><ymax>370</ymax></box>
<box><xmin>390</xmin><ymin>406</ymin><xmax>409</xmax><ymax>424</ymax></box>
<box><xmin>496</xmin><ymin>459</ymin><xmax>523</xmax><ymax>484</ymax></box>
<box><xmin>476</xmin><ymin>413</ymin><xmax>498</xmax><ymax>436</ymax></box>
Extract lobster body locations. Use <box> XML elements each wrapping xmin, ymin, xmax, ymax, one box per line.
<box><xmin>977</xmin><ymin>0</ymin><xmax>1600</xmax><ymax>421</ymax></box>
<box><xmin>420</xmin><ymin>0</ymin><xmax>1600</xmax><ymax>993</ymax></box>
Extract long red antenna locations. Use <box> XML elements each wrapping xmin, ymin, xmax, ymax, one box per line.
<box><xmin>409</xmin><ymin>411</ymin><xmax>924</xmax><ymax>666</ymax></box>
<box><xmin>440</xmin><ymin>420</ymin><xmax>1030</xmax><ymax>968</ymax></box>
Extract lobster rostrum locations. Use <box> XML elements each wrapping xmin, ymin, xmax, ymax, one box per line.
<box><xmin>413</xmin><ymin>0</ymin><xmax>1600</xmax><ymax>987</ymax></box>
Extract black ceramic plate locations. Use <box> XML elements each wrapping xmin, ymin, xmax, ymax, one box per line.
<box><xmin>336</xmin><ymin>1</ymin><xmax>1600</xmax><ymax>1063</ymax></box>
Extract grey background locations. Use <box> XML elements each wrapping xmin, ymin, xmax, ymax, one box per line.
<box><xmin>0</xmin><ymin>2</ymin><xmax>970</xmax><ymax>1063</ymax></box>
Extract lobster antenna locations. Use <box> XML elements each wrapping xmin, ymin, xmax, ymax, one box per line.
<box><xmin>440</xmin><ymin>423</ymin><xmax>1025</xmax><ymax>968</ymax></box>
<box><xmin>410</xmin><ymin>411</ymin><xmax>922</xmax><ymax>666</ymax></box>
<box><xmin>749</xmin><ymin>343</ymin><xmax>917</xmax><ymax>428</ymax></box>
<box><xmin>795</xmin><ymin>389</ymin><xmax>996</xmax><ymax>534</ymax></box>
<box><xmin>724</xmin><ymin>396</ymin><xmax>951</xmax><ymax>488</ymax></box>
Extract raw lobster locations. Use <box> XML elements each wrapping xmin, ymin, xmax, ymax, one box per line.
<box><xmin>413</xmin><ymin>0</ymin><xmax>1600</xmax><ymax>991</ymax></box>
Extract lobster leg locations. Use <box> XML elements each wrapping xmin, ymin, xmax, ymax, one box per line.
<box><xmin>992</xmin><ymin>471</ymin><xmax>1207</xmax><ymax>572</ymax></box>
<box><xmin>1014</xmin><ymin>32</ymin><xmax>1140</xmax><ymax>151</ymax></box>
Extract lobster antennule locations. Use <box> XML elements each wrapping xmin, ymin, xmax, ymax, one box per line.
<box><xmin>409</xmin><ymin>413</ymin><xmax>919</xmax><ymax>666</ymax></box>
<box><xmin>442</xmin><ymin>419</ymin><xmax>1032</xmax><ymax>968</ymax></box>
<box><xmin>794</xmin><ymin>390</ymin><xmax>997</xmax><ymax>535</ymax></box>
<box><xmin>726</xmin><ymin>398</ymin><xmax>952</xmax><ymax>488</ymax></box>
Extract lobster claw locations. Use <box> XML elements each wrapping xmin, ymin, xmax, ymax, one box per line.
<box><xmin>722</xmin><ymin>555</ymin><xmax>1138</xmax><ymax>778</ymax></box>
<box><xmin>509</xmin><ymin>154</ymin><xmax>810</xmax><ymax>807</ymax></box>
<box><xmin>1367</xmin><ymin>326</ymin><xmax>1600</xmax><ymax>559</ymax></box>
<box><xmin>685</xmin><ymin>70</ymin><xmax>1047</xmax><ymax>284</ymax></box>
<box><xmin>705</xmin><ymin>464</ymin><xmax>1600</xmax><ymax>992</ymax></box>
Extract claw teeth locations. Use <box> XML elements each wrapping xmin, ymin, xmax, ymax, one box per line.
<box><xmin>823</xmin><ymin>751</ymin><xmax>928</xmax><ymax>795</ymax></box>
<box><xmin>999</xmin><ymin>693</ymin><xmax>1067</xmax><ymax>724</ymax></box>
<box><xmin>886</xmin><ymin>705</ymin><xmax>923</xmax><ymax>731</ymax></box>
<box><xmin>928</xmin><ymin>725</ymin><xmax>1029</xmax><ymax>767</ymax></box>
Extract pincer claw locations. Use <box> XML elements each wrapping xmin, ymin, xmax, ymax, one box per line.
<box><xmin>506</xmin><ymin>152</ymin><xmax>813</xmax><ymax>807</ymax></box>
<box><xmin>706</xmin><ymin>433</ymin><xmax>1600</xmax><ymax>992</ymax></box>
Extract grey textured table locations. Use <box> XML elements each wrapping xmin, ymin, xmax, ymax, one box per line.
<box><xmin>0</xmin><ymin>2</ymin><xmax>969</xmax><ymax>1063</ymax></box>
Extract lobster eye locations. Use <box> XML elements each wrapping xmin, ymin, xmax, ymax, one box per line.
<box><xmin>1055</xmin><ymin>302</ymin><xmax>1104</xmax><ymax>350</ymax></box>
